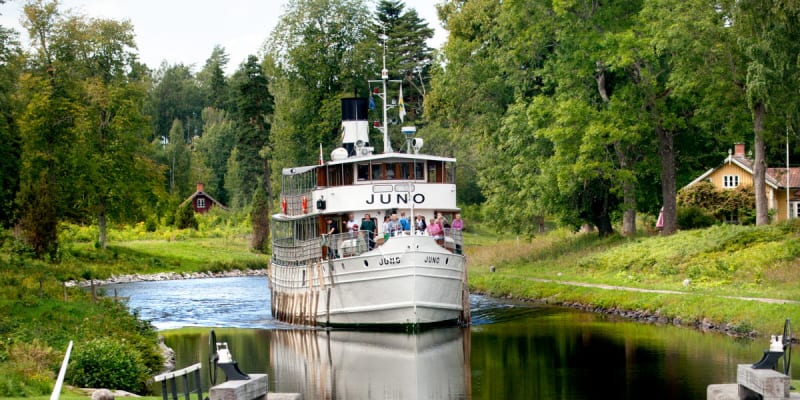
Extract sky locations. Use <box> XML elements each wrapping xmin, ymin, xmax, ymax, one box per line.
<box><xmin>0</xmin><ymin>0</ymin><xmax>447</xmax><ymax>75</ymax></box>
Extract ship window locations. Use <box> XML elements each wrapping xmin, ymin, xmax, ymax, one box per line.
<box><xmin>415</xmin><ymin>162</ymin><xmax>424</xmax><ymax>180</ymax></box>
<box><xmin>385</xmin><ymin>163</ymin><xmax>396</xmax><ymax>179</ymax></box>
<box><xmin>399</xmin><ymin>163</ymin><xmax>411</xmax><ymax>180</ymax></box>
<box><xmin>372</xmin><ymin>164</ymin><xmax>382</xmax><ymax>180</ymax></box>
<box><xmin>357</xmin><ymin>164</ymin><xmax>369</xmax><ymax>181</ymax></box>
<box><xmin>428</xmin><ymin>162</ymin><xmax>439</xmax><ymax>183</ymax></box>
<box><xmin>446</xmin><ymin>162</ymin><xmax>456</xmax><ymax>184</ymax></box>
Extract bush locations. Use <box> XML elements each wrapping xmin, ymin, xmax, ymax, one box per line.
<box><xmin>174</xmin><ymin>203</ymin><xmax>198</xmax><ymax>230</ymax></box>
<box><xmin>677</xmin><ymin>206</ymin><xmax>716</xmax><ymax>230</ymax></box>
<box><xmin>0</xmin><ymin>339</ymin><xmax>60</xmax><ymax>396</ymax></box>
<box><xmin>68</xmin><ymin>338</ymin><xmax>148</xmax><ymax>393</ymax></box>
<box><xmin>145</xmin><ymin>216</ymin><xmax>158</xmax><ymax>232</ymax></box>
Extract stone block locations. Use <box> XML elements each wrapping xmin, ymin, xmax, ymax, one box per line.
<box><xmin>209</xmin><ymin>374</ymin><xmax>268</xmax><ymax>400</ymax></box>
<box><xmin>267</xmin><ymin>394</ymin><xmax>303</xmax><ymax>400</ymax></box>
<box><xmin>707</xmin><ymin>384</ymin><xmax>738</xmax><ymax>400</ymax></box>
<box><xmin>737</xmin><ymin>364</ymin><xmax>790</xmax><ymax>399</ymax></box>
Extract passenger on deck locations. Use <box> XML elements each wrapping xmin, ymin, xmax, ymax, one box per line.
<box><xmin>400</xmin><ymin>212</ymin><xmax>411</xmax><ymax>232</ymax></box>
<box><xmin>428</xmin><ymin>216</ymin><xmax>444</xmax><ymax>245</ymax></box>
<box><xmin>388</xmin><ymin>213</ymin><xmax>402</xmax><ymax>237</ymax></box>
<box><xmin>382</xmin><ymin>216</ymin><xmax>390</xmax><ymax>241</ymax></box>
<box><xmin>415</xmin><ymin>215</ymin><xmax>427</xmax><ymax>233</ymax></box>
<box><xmin>360</xmin><ymin>213</ymin><xmax>377</xmax><ymax>250</ymax></box>
<box><xmin>452</xmin><ymin>213</ymin><xmax>463</xmax><ymax>230</ymax></box>
<box><xmin>326</xmin><ymin>218</ymin><xmax>339</xmax><ymax>258</ymax></box>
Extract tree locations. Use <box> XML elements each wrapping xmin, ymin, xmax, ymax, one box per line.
<box><xmin>19</xmin><ymin>1</ymin><xmax>165</xmax><ymax>250</ymax></box>
<box><xmin>197</xmin><ymin>45</ymin><xmax>230</xmax><ymax>110</ymax></box>
<box><xmin>228</xmin><ymin>55</ymin><xmax>273</xmax><ymax>209</ymax></box>
<box><xmin>0</xmin><ymin>24</ymin><xmax>21</xmax><ymax>227</ymax></box>
<box><xmin>250</xmin><ymin>180</ymin><xmax>269</xmax><ymax>253</ymax></box>
<box><xmin>146</xmin><ymin>63</ymin><xmax>204</xmax><ymax>143</ymax></box>
<box><xmin>166</xmin><ymin>119</ymin><xmax>192</xmax><ymax>198</ymax></box>
<box><xmin>16</xmin><ymin>0</ymin><xmax>74</xmax><ymax>257</ymax></box>
<box><xmin>646</xmin><ymin>0</ymin><xmax>800</xmax><ymax>226</ymax></box>
<box><xmin>265</xmin><ymin>0</ymin><xmax>372</xmax><ymax>169</ymax></box>
<box><xmin>367</xmin><ymin>0</ymin><xmax>434</xmax><ymax>122</ymax></box>
<box><xmin>427</xmin><ymin>0</ymin><xmax>513</xmax><ymax>211</ymax></box>
<box><xmin>193</xmin><ymin>107</ymin><xmax>235</xmax><ymax>205</ymax></box>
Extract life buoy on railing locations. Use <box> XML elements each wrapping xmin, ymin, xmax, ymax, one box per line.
<box><xmin>301</xmin><ymin>196</ymin><xmax>308</xmax><ymax>214</ymax></box>
<box><xmin>281</xmin><ymin>198</ymin><xmax>287</xmax><ymax>214</ymax></box>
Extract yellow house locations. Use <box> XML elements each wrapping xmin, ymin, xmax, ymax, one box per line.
<box><xmin>683</xmin><ymin>143</ymin><xmax>800</xmax><ymax>221</ymax></box>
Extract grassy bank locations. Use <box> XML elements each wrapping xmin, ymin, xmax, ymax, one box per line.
<box><xmin>2</xmin><ymin>217</ymin><xmax>799</xmax><ymax>397</ymax></box>
<box><xmin>0</xmin><ymin>215</ymin><xmax>266</xmax><ymax>397</ymax></box>
<box><xmin>464</xmin><ymin>221</ymin><xmax>800</xmax><ymax>337</ymax></box>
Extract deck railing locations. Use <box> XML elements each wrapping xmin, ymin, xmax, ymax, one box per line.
<box><xmin>272</xmin><ymin>238</ymin><xmax>322</xmax><ymax>266</ymax></box>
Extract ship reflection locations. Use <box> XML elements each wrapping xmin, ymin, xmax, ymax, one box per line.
<box><xmin>269</xmin><ymin>328</ymin><xmax>471</xmax><ymax>400</ymax></box>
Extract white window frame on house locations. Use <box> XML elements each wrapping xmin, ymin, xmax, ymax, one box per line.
<box><xmin>197</xmin><ymin>198</ymin><xmax>206</xmax><ymax>209</ymax></box>
<box><xmin>791</xmin><ymin>201</ymin><xmax>800</xmax><ymax>219</ymax></box>
<box><xmin>722</xmin><ymin>175</ymin><xmax>740</xmax><ymax>188</ymax></box>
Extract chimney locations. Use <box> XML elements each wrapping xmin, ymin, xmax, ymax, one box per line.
<box><xmin>196</xmin><ymin>182</ymin><xmax>204</xmax><ymax>193</ymax></box>
<box><xmin>734</xmin><ymin>143</ymin><xmax>745</xmax><ymax>157</ymax></box>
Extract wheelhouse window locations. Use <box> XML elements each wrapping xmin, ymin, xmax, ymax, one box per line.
<box><xmin>357</xmin><ymin>164</ymin><xmax>369</xmax><ymax>181</ymax></box>
<box><xmin>722</xmin><ymin>175</ymin><xmax>739</xmax><ymax>188</ymax></box>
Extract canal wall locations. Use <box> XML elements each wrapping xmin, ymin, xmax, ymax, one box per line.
<box><xmin>474</xmin><ymin>290</ymin><xmax>761</xmax><ymax>338</ymax></box>
<box><xmin>65</xmin><ymin>268</ymin><xmax>268</xmax><ymax>287</ymax></box>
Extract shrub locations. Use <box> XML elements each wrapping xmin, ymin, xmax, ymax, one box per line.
<box><xmin>68</xmin><ymin>338</ymin><xmax>148</xmax><ymax>393</ymax></box>
<box><xmin>174</xmin><ymin>203</ymin><xmax>198</xmax><ymax>230</ymax></box>
<box><xmin>677</xmin><ymin>206</ymin><xmax>716</xmax><ymax>230</ymax></box>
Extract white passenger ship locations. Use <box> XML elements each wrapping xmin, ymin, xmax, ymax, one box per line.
<box><xmin>269</xmin><ymin>82</ymin><xmax>469</xmax><ymax>327</ymax></box>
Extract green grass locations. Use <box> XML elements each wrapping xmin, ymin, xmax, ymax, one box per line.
<box><xmin>465</xmin><ymin>221</ymin><xmax>800</xmax><ymax>337</ymax></box>
<box><xmin>3</xmin><ymin>217</ymin><xmax>800</xmax><ymax>397</ymax></box>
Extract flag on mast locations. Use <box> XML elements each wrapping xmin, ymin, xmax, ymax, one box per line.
<box><xmin>398</xmin><ymin>83</ymin><xmax>406</xmax><ymax>123</ymax></box>
<box><xmin>318</xmin><ymin>143</ymin><xmax>324</xmax><ymax>165</ymax></box>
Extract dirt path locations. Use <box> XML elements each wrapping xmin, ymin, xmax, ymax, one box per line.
<box><xmin>519</xmin><ymin>277</ymin><xmax>800</xmax><ymax>305</ymax></box>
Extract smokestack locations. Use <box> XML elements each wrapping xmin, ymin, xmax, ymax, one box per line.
<box><xmin>340</xmin><ymin>98</ymin><xmax>370</xmax><ymax>156</ymax></box>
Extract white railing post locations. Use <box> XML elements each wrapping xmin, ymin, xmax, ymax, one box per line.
<box><xmin>51</xmin><ymin>340</ymin><xmax>73</xmax><ymax>400</ymax></box>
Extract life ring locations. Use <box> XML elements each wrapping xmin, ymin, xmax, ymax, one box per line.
<box><xmin>301</xmin><ymin>196</ymin><xmax>308</xmax><ymax>213</ymax></box>
<box><xmin>281</xmin><ymin>198</ymin><xmax>287</xmax><ymax>214</ymax></box>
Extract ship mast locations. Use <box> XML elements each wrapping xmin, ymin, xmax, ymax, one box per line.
<box><xmin>381</xmin><ymin>42</ymin><xmax>392</xmax><ymax>153</ymax></box>
<box><xmin>369</xmin><ymin>33</ymin><xmax>402</xmax><ymax>154</ymax></box>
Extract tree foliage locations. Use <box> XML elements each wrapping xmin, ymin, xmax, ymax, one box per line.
<box><xmin>427</xmin><ymin>0</ymin><xmax>800</xmax><ymax>236</ymax></box>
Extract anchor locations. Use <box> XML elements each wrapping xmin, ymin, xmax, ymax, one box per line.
<box><xmin>207</xmin><ymin>329</ymin><xmax>250</xmax><ymax>385</ymax></box>
<box><xmin>751</xmin><ymin>318</ymin><xmax>793</xmax><ymax>376</ymax></box>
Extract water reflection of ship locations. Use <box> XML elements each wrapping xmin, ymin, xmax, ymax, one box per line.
<box><xmin>269</xmin><ymin>328</ymin><xmax>471</xmax><ymax>399</ymax></box>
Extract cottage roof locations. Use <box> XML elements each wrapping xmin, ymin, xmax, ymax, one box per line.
<box><xmin>683</xmin><ymin>151</ymin><xmax>790</xmax><ymax>190</ymax></box>
<box><xmin>768</xmin><ymin>167</ymin><xmax>800</xmax><ymax>190</ymax></box>
<box><xmin>179</xmin><ymin>189</ymin><xmax>228</xmax><ymax>211</ymax></box>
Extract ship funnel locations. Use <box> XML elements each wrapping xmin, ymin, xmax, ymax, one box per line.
<box><xmin>340</xmin><ymin>98</ymin><xmax>371</xmax><ymax>157</ymax></box>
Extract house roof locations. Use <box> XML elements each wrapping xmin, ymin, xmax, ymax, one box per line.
<box><xmin>179</xmin><ymin>190</ymin><xmax>229</xmax><ymax>211</ymax></box>
<box><xmin>683</xmin><ymin>152</ymin><xmax>792</xmax><ymax>190</ymax></box>
<box><xmin>767</xmin><ymin>167</ymin><xmax>800</xmax><ymax>188</ymax></box>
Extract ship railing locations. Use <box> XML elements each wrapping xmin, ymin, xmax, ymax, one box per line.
<box><xmin>282</xmin><ymin>191</ymin><xmax>313</xmax><ymax>216</ymax></box>
<box><xmin>322</xmin><ymin>231</ymin><xmax>372</xmax><ymax>259</ymax></box>
<box><xmin>443</xmin><ymin>228</ymin><xmax>464</xmax><ymax>255</ymax></box>
<box><xmin>272</xmin><ymin>237</ymin><xmax>322</xmax><ymax>266</ymax></box>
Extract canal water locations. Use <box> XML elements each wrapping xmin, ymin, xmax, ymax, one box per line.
<box><xmin>105</xmin><ymin>276</ymin><xmax>796</xmax><ymax>399</ymax></box>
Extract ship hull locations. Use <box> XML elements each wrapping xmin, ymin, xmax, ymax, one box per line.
<box><xmin>269</xmin><ymin>235</ymin><xmax>467</xmax><ymax>327</ymax></box>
